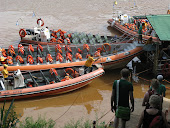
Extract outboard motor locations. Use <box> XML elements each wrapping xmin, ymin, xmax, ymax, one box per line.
<box><xmin>14</xmin><ymin>69</ymin><xmax>26</xmax><ymax>89</ymax></box>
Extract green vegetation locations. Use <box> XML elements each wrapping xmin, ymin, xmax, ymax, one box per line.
<box><xmin>1</xmin><ymin>100</ymin><xmax>108</xmax><ymax>128</ymax></box>
<box><xmin>62</xmin><ymin>118</ymin><xmax>106</xmax><ymax>128</ymax></box>
<box><xmin>19</xmin><ymin>116</ymin><xmax>56</xmax><ymax>128</ymax></box>
<box><xmin>0</xmin><ymin>99</ymin><xmax>20</xmax><ymax>128</ymax></box>
<box><xmin>0</xmin><ymin>99</ymin><xmax>56</xmax><ymax>128</ymax></box>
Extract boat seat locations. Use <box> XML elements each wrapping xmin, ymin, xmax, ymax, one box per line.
<box><xmin>2</xmin><ymin>78</ymin><xmax>13</xmax><ymax>90</ymax></box>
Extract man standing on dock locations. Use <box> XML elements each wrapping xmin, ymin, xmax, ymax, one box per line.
<box><xmin>157</xmin><ymin>75</ymin><xmax>166</xmax><ymax>97</ymax></box>
<box><xmin>138</xmin><ymin>23</ymin><xmax>145</xmax><ymax>44</ymax></box>
<box><xmin>111</xmin><ymin>68</ymin><xmax>134</xmax><ymax>128</ymax></box>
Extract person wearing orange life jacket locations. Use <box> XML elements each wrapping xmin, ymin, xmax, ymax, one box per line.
<box><xmin>84</xmin><ymin>54</ymin><xmax>100</xmax><ymax>74</ymax></box>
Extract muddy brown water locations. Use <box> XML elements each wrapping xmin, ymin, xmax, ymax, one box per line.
<box><xmin>0</xmin><ymin>0</ymin><xmax>170</xmax><ymax>127</ymax></box>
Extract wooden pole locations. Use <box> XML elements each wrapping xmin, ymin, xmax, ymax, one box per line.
<box><xmin>153</xmin><ymin>42</ymin><xmax>159</xmax><ymax>76</ymax></box>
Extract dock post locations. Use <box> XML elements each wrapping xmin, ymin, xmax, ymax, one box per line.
<box><xmin>153</xmin><ymin>42</ymin><xmax>159</xmax><ymax>76</ymax></box>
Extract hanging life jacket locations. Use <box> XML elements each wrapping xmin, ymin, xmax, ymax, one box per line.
<box><xmin>27</xmin><ymin>55</ymin><xmax>34</xmax><ymax>64</ymax></box>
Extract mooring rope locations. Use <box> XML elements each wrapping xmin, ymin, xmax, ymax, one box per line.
<box><xmin>105</xmin><ymin>115</ymin><xmax>115</xmax><ymax>127</ymax></box>
<box><xmin>54</xmin><ymin>92</ymin><xmax>80</xmax><ymax>122</ymax></box>
<box><xmin>96</xmin><ymin>109</ymin><xmax>111</xmax><ymax>122</ymax></box>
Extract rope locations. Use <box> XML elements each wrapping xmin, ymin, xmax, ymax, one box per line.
<box><xmin>163</xmin><ymin>79</ymin><xmax>170</xmax><ymax>84</ymax></box>
<box><xmin>136</xmin><ymin>75</ymin><xmax>170</xmax><ymax>89</ymax></box>
<box><xmin>54</xmin><ymin>92</ymin><xmax>80</xmax><ymax>122</ymax></box>
<box><xmin>96</xmin><ymin>109</ymin><xmax>111</xmax><ymax>122</ymax></box>
<box><xmin>105</xmin><ymin>115</ymin><xmax>115</xmax><ymax>127</ymax></box>
<box><xmin>135</xmin><ymin>68</ymin><xmax>152</xmax><ymax>75</ymax></box>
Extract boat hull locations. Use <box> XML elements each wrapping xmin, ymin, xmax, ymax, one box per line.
<box><xmin>0</xmin><ymin>68</ymin><xmax>104</xmax><ymax>101</ymax></box>
<box><xmin>108</xmin><ymin>19</ymin><xmax>158</xmax><ymax>42</ymax></box>
<box><xmin>0</xmin><ymin>47</ymin><xmax>143</xmax><ymax>71</ymax></box>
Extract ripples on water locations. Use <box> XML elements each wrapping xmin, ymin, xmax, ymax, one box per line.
<box><xmin>0</xmin><ymin>0</ymin><xmax>170</xmax><ymax>126</ymax></box>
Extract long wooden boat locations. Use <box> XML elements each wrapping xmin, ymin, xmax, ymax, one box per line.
<box><xmin>0</xmin><ymin>40</ymin><xmax>144</xmax><ymax>71</ymax></box>
<box><xmin>107</xmin><ymin>18</ymin><xmax>159</xmax><ymax>42</ymax></box>
<box><xmin>0</xmin><ymin>64</ymin><xmax>104</xmax><ymax>101</ymax></box>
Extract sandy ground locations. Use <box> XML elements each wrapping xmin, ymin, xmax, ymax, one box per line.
<box><xmin>0</xmin><ymin>0</ymin><xmax>170</xmax><ymax>127</ymax></box>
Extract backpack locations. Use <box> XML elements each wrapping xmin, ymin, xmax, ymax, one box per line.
<box><xmin>149</xmin><ymin>114</ymin><xmax>166</xmax><ymax>128</ymax></box>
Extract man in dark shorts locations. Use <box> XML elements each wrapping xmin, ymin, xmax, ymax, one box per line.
<box><xmin>111</xmin><ymin>68</ymin><xmax>134</xmax><ymax>128</ymax></box>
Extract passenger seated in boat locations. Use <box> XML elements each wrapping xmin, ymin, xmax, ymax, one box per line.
<box><xmin>84</xmin><ymin>54</ymin><xmax>100</xmax><ymax>74</ymax></box>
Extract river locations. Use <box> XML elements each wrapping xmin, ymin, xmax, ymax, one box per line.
<box><xmin>0</xmin><ymin>0</ymin><xmax>170</xmax><ymax>127</ymax></box>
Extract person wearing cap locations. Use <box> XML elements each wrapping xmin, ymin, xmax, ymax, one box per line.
<box><xmin>157</xmin><ymin>75</ymin><xmax>166</xmax><ymax>97</ymax></box>
<box><xmin>2</xmin><ymin>64</ymin><xmax>13</xmax><ymax>81</ymax></box>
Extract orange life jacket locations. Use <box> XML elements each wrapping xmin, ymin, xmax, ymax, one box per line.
<box><xmin>55</xmin><ymin>44</ymin><xmax>62</xmax><ymax>53</ymax></box>
<box><xmin>36</xmin><ymin>57</ymin><xmax>43</xmax><ymax>63</ymax></box>
<box><xmin>27</xmin><ymin>55</ymin><xmax>34</xmax><ymax>64</ymax></box>
<box><xmin>16</xmin><ymin>55</ymin><xmax>24</xmax><ymax>63</ymax></box>
<box><xmin>66</xmin><ymin>52</ymin><xmax>72</xmax><ymax>62</ymax></box>
<box><xmin>46</xmin><ymin>54</ymin><xmax>53</xmax><ymax>63</ymax></box>
<box><xmin>2</xmin><ymin>48</ymin><xmax>7</xmax><ymax>57</ymax></box>
<box><xmin>75</xmin><ymin>53</ymin><xmax>82</xmax><ymax>60</ymax></box>
<box><xmin>28</xmin><ymin>44</ymin><xmax>34</xmax><ymax>52</ymax></box>
<box><xmin>50</xmin><ymin>68</ymin><xmax>58</xmax><ymax>76</ymax></box>
<box><xmin>65</xmin><ymin>45</ymin><xmax>72</xmax><ymax>53</ymax></box>
<box><xmin>83</xmin><ymin>44</ymin><xmax>90</xmax><ymax>52</ymax></box>
<box><xmin>37</xmin><ymin>44</ymin><xmax>43</xmax><ymax>52</ymax></box>
<box><xmin>56</xmin><ymin>53</ymin><xmax>63</xmax><ymax>62</ymax></box>
<box><xmin>7</xmin><ymin>56</ymin><xmax>13</xmax><ymax>65</ymax></box>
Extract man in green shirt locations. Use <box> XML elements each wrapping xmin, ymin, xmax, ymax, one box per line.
<box><xmin>111</xmin><ymin>68</ymin><xmax>134</xmax><ymax>128</ymax></box>
<box><xmin>157</xmin><ymin>75</ymin><xmax>166</xmax><ymax>97</ymax></box>
<box><xmin>138</xmin><ymin>23</ymin><xmax>145</xmax><ymax>44</ymax></box>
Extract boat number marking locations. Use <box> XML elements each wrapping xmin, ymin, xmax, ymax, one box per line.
<box><xmin>1</xmin><ymin>90</ymin><xmax>22</xmax><ymax>95</ymax></box>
